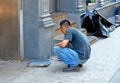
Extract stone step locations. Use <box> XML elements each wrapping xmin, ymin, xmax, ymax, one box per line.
<box><xmin>52</xmin><ymin>12</ymin><xmax>98</xmax><ymax>45</ymax></box>
<box><xmin>87</xmin><ymin>36</ymin><xmax>98</xmax><ymax>45</ymax></box>
<box><xmin>78</xmin><ymin>28</ymin><xmax>87</xmax><ymax>35</ymax></box>
<box><xmin>51</xmin><ymin>12</ymin><xmax>68</xmax><ymax>24</ymax></box>
<box><xmin>51</xmin><ymin>12</ymin><xmax>77</xmax><ymax>29</ymax></box>
<box><xmin>54</xmin><ymin>34</ymin><xmax>98</xmax><ymax>46</ymax></box>
<box><xmin>54</xmin><ymin>28</ymin><xmax>87</xmax><ymax>37</ymax></box>
<box><xmin>54</xmin><ymin>21</ymin><xmax>77</xmax><ymax>37</ymax></box>
<box><xmin>51</xmin><ymin>12</ymin><xmax>77</xmax><ymax>36</ymax></box>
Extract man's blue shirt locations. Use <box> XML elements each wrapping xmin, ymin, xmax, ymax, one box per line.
<box><xmin>64</xmin><ymin>28</ymin><xmax>91</xmax><ymax>60</ymax></box>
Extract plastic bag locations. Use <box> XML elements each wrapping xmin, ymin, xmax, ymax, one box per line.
<box><xmin>81</xmin><ymin>10</ymin><xmax>111</xmax><ymax>38</ymax></box>
<box><xmin>98</xmin><ymin>18</ymin><xmax>110</xmax><ymax>38</ymax></box>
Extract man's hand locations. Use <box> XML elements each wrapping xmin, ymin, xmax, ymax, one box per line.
<box><xmin>55</xmin><ymin>40</ymin><xmax>69</xmax><ymax>48</ymax></box>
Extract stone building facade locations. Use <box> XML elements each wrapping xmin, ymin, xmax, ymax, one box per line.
<box><xmin>0</xmin><ymin>0</ymin><xmax>120</xmax><ymax>62</ymax></box>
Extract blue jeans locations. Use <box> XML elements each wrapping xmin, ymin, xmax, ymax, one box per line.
<box><xmin>54</xmin><ymin>46</ymin><xmax>81</xmax><ymax>67</ymax></box>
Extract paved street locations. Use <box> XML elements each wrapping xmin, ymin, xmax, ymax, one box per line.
<box><xmin>0</xmin><ymin>27</ymin><xmax>120</xmax><ymax>83</ymax></box>
<box><xmin>109</xmin><ymin>67</ymin><xmax>120</xmax><ymax>83</ymax></box>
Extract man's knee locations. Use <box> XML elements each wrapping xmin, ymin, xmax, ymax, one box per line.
<box><xmin>54</xmin><ymin>46</ymin><xmax>63</xmax><ymax>54</ymax></box>
<box><xmin>54</xmin><ymin>46</ymin><xmax>60</xmax><ymax>51</ymax></box>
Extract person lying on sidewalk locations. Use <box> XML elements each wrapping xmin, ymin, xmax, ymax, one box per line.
<box><xmin>54</xmin><ymin>20</ymin><xmax>91</xmax><ymax>72</ymax></box>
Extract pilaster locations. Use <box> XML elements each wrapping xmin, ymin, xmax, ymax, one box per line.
<box><xmin>23</xmin><ymin>0</ymin><xmax>55</xmax><ymax>67</ymax></box>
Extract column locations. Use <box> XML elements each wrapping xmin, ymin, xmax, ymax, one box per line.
<box><xmin>38</xmin><ymin>0</ymin><xmax>55</xmax><ymax>66</ymax></box>
<box><xmin>23</xmin><ymin>0</ymin><xmax>55</xmax><ymax>67</ymax></box>
<box><xmin>97</xmin><ymin>0</ymin><xmax>102</xmax><ymax>7</ymax></box>
<box><xmin>75</xmin><ymin>0</ymin><xmax>82</xmax><ymax>13</ymax></box>
<box><xmin>110</xmin><ymin>0</ymin><xmax>116</xmax><ymax>2</ymax></box>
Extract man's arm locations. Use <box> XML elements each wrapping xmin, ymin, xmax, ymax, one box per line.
<box><xmin>55</xmin><ymin>40</ymin><xmax>69</xmax><ymax>48</ymax></box>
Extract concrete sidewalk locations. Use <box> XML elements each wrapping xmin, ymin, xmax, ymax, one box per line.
<box><xmin>1</xmin><ymin>27</ymin><xmax>120</xmax><ymax>83</ymax></box>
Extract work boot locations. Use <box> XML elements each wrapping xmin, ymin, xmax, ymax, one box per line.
<box><xmin>78</xmin><ymin>64</ymin><xmax>83</xmax><ymax>67</ymax></box>
<box><xmin>68</xmin><ymin>64</ymin><xmax>83</xmax><ymax>67</ymax></box>
<box><xmin>63</xmin><ymin>65</ymin><xmax>80</xmax><ymax>72</ymax></box>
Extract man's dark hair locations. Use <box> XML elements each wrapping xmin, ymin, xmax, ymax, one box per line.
<box><xmin>59</xmin><ymin>20</ymin><xmax>71</xmax><ymax>26</ymax></box>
